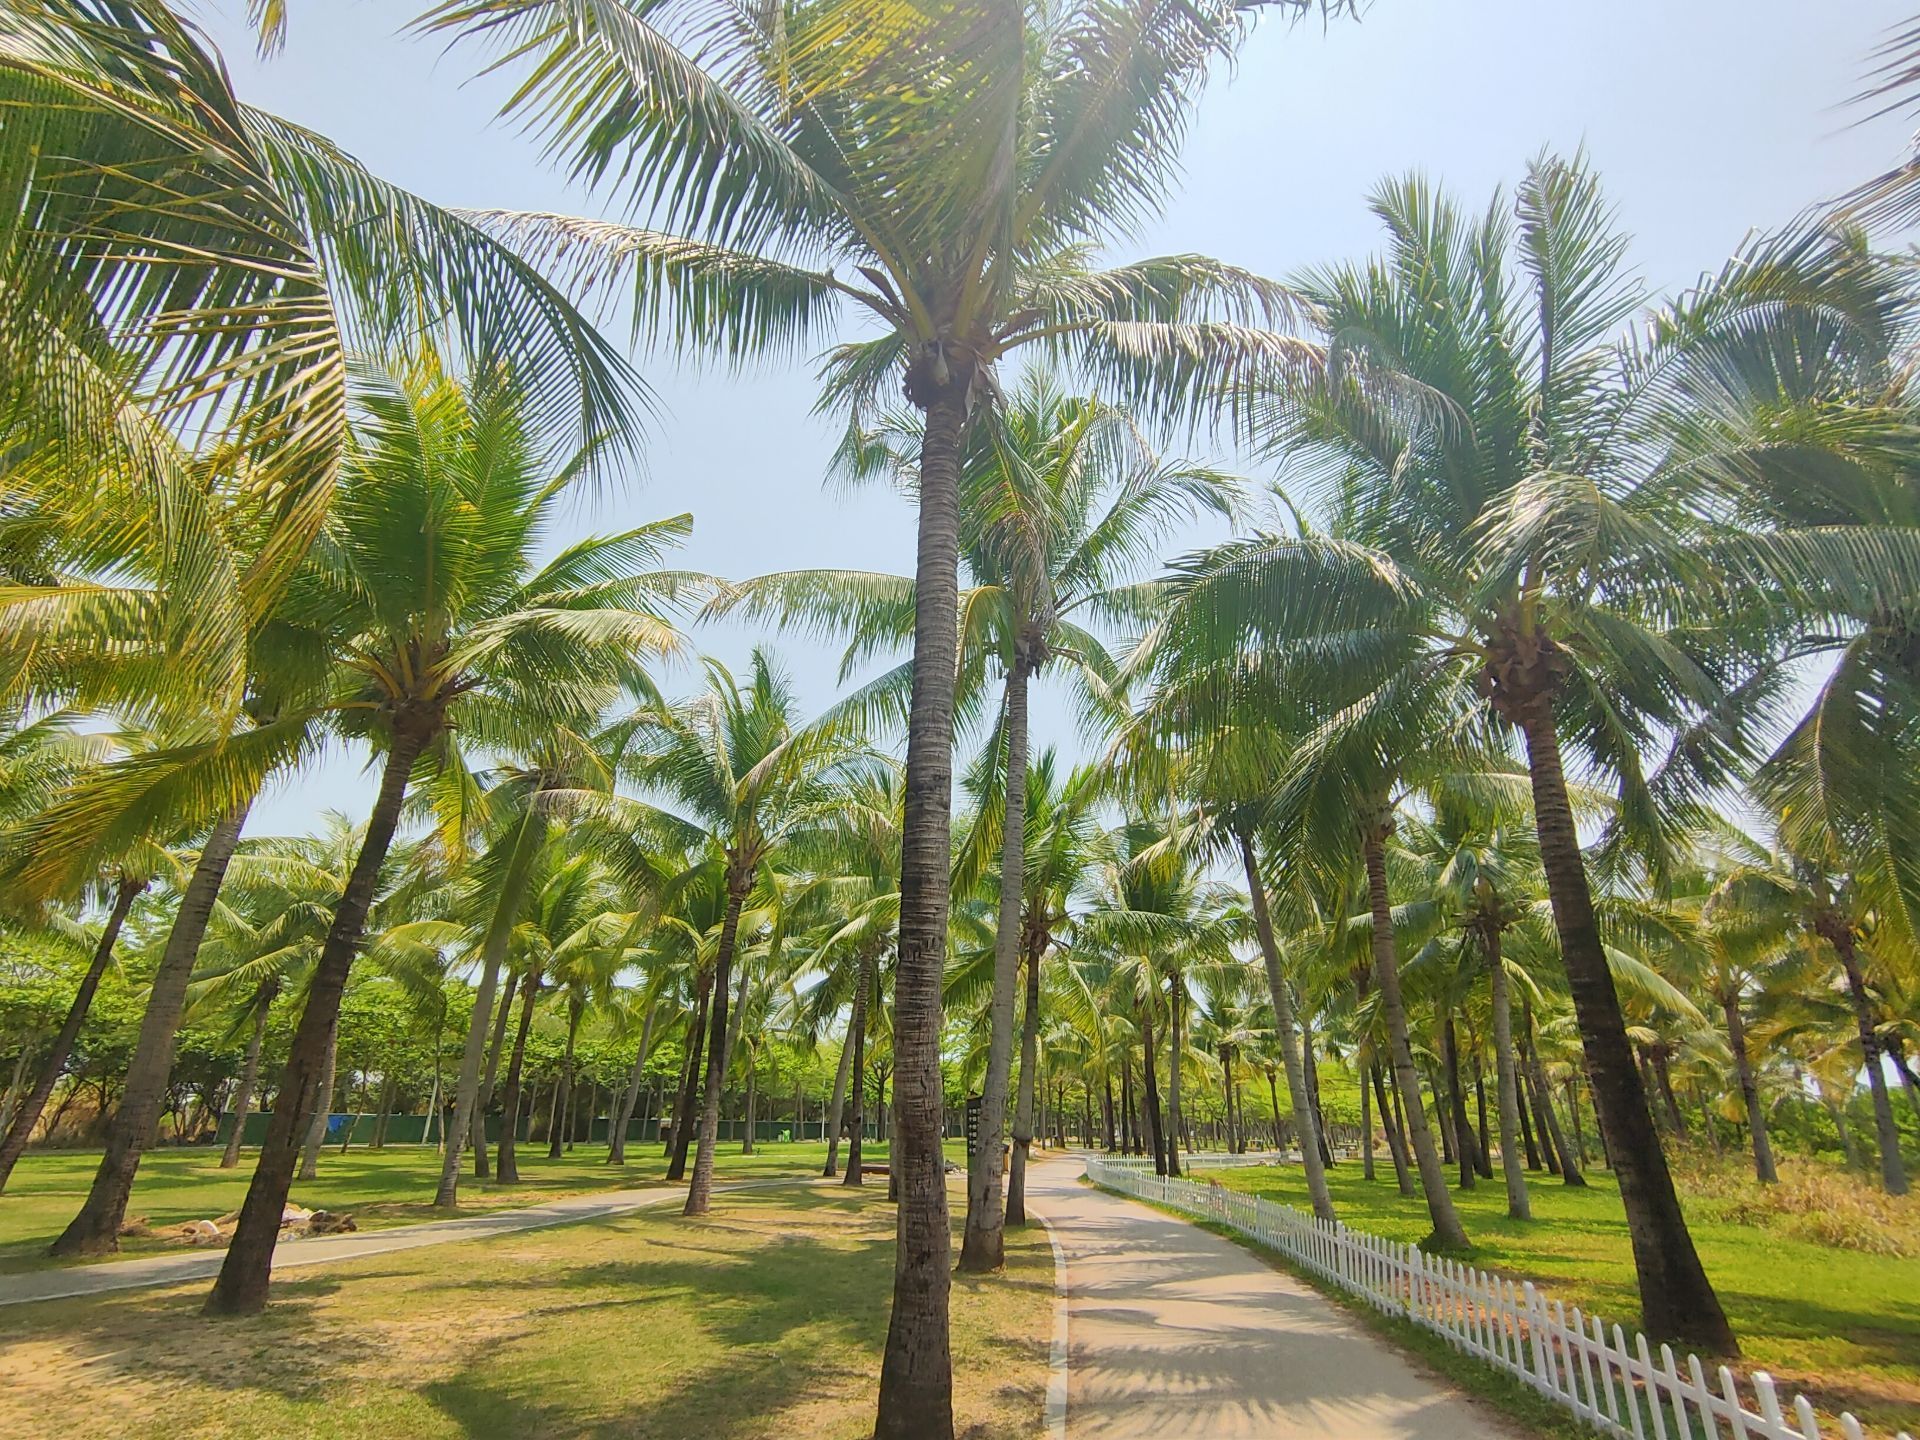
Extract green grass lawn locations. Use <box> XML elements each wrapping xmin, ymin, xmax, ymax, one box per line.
<box><xmin>0</xmin><ymin>1138</ymin><xmax>968</xmax><ymax>1274</ymax></box>
<box><xmin>0</xmin><ymin>1181</ymin><xmax>1054</xmax><ymax>1440</ymax></box>
<box><xmin>1207</xmin><ymin>1156</ymin><xmax>1920</xmax><ymax>1434</ymax></box>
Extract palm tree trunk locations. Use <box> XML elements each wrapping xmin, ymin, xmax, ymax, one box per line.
<box><xmin>0</xmin><ymin>876</ymin><xmax>142</xmax><ymax>1193</ymax></box>
<box><xmin>1007</xmin><ymin>935</ymin><xmax>1043</xmax><ymax>1220</ymax></box>
<box><xmin>667</xmin><ymin>970</ymin><xmax>712</xmax><ymax>1181</ymax></box>
<box><xmin>685</xmin><ymin>867</ymin><xmax>751</xmax><ymax>1217</ymax></box>
<box><xmin>1301</xmin><ymin>1017</ymin><xmax>1333</xmax><ymax>1166</ymax></box>
<box><xmin>497</xmin><ymin>971</ymin><xmax>542</xmax><ymax>1183</ymax></box>
<box><xmin>1474</xmin><ymin>1057</ymin><xmax>1493</xmax><ymax>1174</ymax></box>
<box><xmin>1519</xmin><ymin>1021</ymin><xmax>1560</xmax><ymax>1174</ymax></box>
<box><xmin>874</xmin><ymin>377</ymin><xmax>964</xmax><ymax>1440</ymax></box>
<box><xmin>1719</xmin><ymin>991</ymin><xmax>1775</xmax><ymax>1184</ymax></box>
<box><xmin>1139</xmin><ymin>1000</ymin><xmax>1166</xmax><ymax>1178</ymax></box>
<box><xmin>1372</xmin><ymin>1057</ymin><xmax>1416</xmax><ymax>1196</ymax></box>
<box><xmin>1165</xmin><ymin>974</ymin><xmax>1184</xmax><ymax>1177</ymax></box>
<box><xmin>1892</xmin><ymin>1046</ymin><xmax>1920</xmax><ymax>1127</ymax></box>
<box><xmin>1361</xmin><ymin>822</ymin><xmax>1466</xmax><ymax>1248</ymax></box>
<box><xmin>1521</xmin><ymin>994</ymin><xmax>1585</xmax><ymax>1184</ymax></box>
<box><xmin>1485</xmin><ymin>930</ymin><xmax>1531</xmax><ymax>1220</ymax></box>
<box><xmin>52</xmin><ymin>799</ymin><xmax>252</xmax><ymax>1255</ymax></box>
<box><xmin>1102</xmin><ymin>1074</ymin><xmax>1116</xmax><ymax>1150</ymax></box>
<box><xmin>1359</xmin><ymin>1057</ymin><xmax>1374</xmax><ymax>1179</ymax></box>
<box><xmin>220</xmin><ymin>987</ymin><xmax>275</xmax><ymax>1170</ymax></box>
<box><xmin>1119</xmin><ymin>1060</ymin><xmax>1134</xmax><ymax>1153</ymax></box>
<box><xmin>822</xmin><ymin>974</ymin><xmax>859</xmax><ymax>1177</ymax></box>
<box><xmin>1515</xmin><ymin>1058</ymin><xmax>1542</xmax><ymax>1170</ymax></box>
<box><xmin>1266</xmin><ymin>1067</ymin><xmax>1283</xmax><ymax>1152</ymax></box>
<box><xmin>608</xmin><ymin>1002</ymin><xmax>655</xmax><ymax>1166</ymax></box>
<box><xmin>470</xmin><ymin>970</ymin><xmax>519</xmax><ymax>1180</ymax></box>
<box><xmin>1568</xmin><ymin>1079</ymin><xmax>1591</xmax><ymax>1169</ymax></box>
<box><xmin>1442</xmin><ymin>1010</ymin><xmax>1479</xmax><ymax>1190</ymax></box>
<box><xmin>843</xmin><ymin>943</ymin><xmax>874</xmax><ymax>1187</ymax></box>
<box><xmin>742</xmin><ymin>1048</ymin><xmax>757</xmax><ymax>1155</ymax></box>
<box><xmin>296</xmin><ymin>1016</ymin><xmax>339</xmax><ymax>1181</ymax></box>
<box><xmin>960</xmin><ymin>661</ymin><xmax>1030</xmax><ymax>1270</ymax></box>
<box><xmin>1517</xmin><ymin>705</ymin><xmax>1733</xmax><ymax>1352</ymax></box>
<box><xmin>1824</xmin><ymin>1086</ymin><xmax>1864</xmax><ymax>1169</ymax></box>
<box><xmin>1649</xmin><ymin>1044</ymin><xmax>1688</xmax><ymax>1139</ymax></box>
<box><xmin>205</xmin><ymin>719</ymin><xmax>433</xmax><ymax>1313</ymax></box>
<box><xmin>550</xmin><ymin>993</ymin><xmax>584</xmax><ymax>1161</ymax></box>
<box><xmin>1830</xmin><ymin>924</ymin><xmax>1908</xmax><ymax>1196</ymax></box>
<box><xmin>437</xmin><ymin>809</ymin><xmax>544</xmax><ymax>1205</ymax></box>
<box><xmin>1237</xmin><ymin>829</ymin><xmax>1337</xmax><ymax>1221</ymax></box>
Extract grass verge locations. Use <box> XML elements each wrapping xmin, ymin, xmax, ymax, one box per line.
<box><xmin>0</xmin><ymin>1180</ymin><xmax>1050</xmax><ymax>1440</ymax></box>
<box><xmin>1200</xmin><ymin>1157</ymin><xmax>1920</xmax><ymax>1436</ymax></box>
<box><xmin>0</xmin><ymin>1140</ymin><xmax>964</xmax><ymax>1274</ymax></box>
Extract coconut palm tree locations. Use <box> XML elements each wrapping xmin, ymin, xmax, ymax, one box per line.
<box><xmin>1077</xmin><ymin>812</ymin><xmax>1241</xmax><ymax>1178</ymax></box>
<box><xmin>776</xmin><ymin>767</ymin><xmax>904</xmax><ymax>1179</ymax></box>
<box><xmin>1124</xmin><ymin>157</ymin><xmax>1918</xmax><ymax>1350</ymax></box>
<box><xmin>609</xmin><ymin>651</ymin><xmax>867</xmax><ymax>1216</ymax></box>
<box><xmin>1</xmin><ymin>0</ymin><xmax>646</xmax><ymax>713</ymax></box>
<box><xmin>187</xmin><ymin>356</ymin><xmax>687</xmax><ymax>1313</ymax></box>
<box><xmin>1394</xmin><ymin>787</ymin><xmax>1544</xmax><ymax>1218</ymax></box>
<box><xmin>416</xmin><ymin>0</ymin><xmax>1343</xmax><ymax>1414</ymax></box>
<box><xmin>711</xmin><ymin>373</ymin><xmax>1235</xmax><ymax>1266</ymax></box>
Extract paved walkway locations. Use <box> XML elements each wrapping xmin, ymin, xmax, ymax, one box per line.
<box><xmin>1028</xmin><ymin>1158</ymin><xmax>1498</xmax><ymax>1439</ymax></box>
<box><xmin>0</xmin><ymin>1185</ymin><xmax>684</xmax><ymax>1307</ymax></box>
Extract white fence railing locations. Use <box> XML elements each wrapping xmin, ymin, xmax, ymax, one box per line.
<box><xmin>1084</xmin><ymin>1156</ymin><xmax>1907</xmax><ymax>1440</ymax></box>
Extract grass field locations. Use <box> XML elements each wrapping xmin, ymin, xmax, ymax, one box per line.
<box><xmin>1208</xmin><ymin>1154</ymin><xmax>1920</xmax><ymax>1435</ymax></box>
<box><xmin>0</xmin><ymin>1181</ymin><xmax>1054</xmax><ymax>1440</ymax></box>
<box><xmin>0</xmin><ymin>1139</ymin><xmax>967</xmax><ymax>1274</ymax></box>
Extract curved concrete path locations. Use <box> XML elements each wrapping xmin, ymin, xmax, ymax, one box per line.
<box><xmin>0</xmin><ymin>1184</ymin><xmax>683</xmax><ymax>1308</ymax></box>
<box><xmin>1028</xmin><ymin>1157</ymin><xmax>1504</xmax><ymax>1439</ymax></box>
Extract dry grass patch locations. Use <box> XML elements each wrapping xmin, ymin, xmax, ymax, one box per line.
<box><xmin>0</xmin><ymin>1181</ymin><xmax>1053</xmax><ymax>1440</ymax></box>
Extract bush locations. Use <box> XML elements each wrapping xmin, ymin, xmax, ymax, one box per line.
<box><xmin>1675</xmin><ymin>1153</ymin><xmax>1919</xmax><ymax>1257</ymax></box>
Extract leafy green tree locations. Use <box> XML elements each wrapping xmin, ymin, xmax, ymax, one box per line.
<box><xmin>713</xmin><ymin>373</ymin><xmax>1234</xmax><ymax>1265</ymax></box>
<box><xmin>1129</xmin><ymin>158</ymin><xmax>1903</xmax><ymax>1350</ymax></box>
<box><xmin>189</xmin><ymin>356</ymin><xmax>686</xmax><ymax>1312</ymax></box>
<box><xmin>1</xmin><ymin>0</ymin><xmax>645</xmax><ymax>710</ymax></box>
<box><xmin>417</xmin><ymin>0</ymin><xmax>1343</xmax><ymax>1415</ymax></box>
<box><xmin>612</xmin><ymin>651</ymin><xmax>865</xmax><ymax>1215</ymax></box>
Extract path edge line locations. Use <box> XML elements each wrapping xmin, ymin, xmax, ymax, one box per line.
<box><xmin>1032</xmin><ymin>1205</ymin><xmax>1069</xmax><ymax>1440</ymax></box>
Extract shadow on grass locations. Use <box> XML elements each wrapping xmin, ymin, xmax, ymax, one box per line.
<box><xmin>1</xmin><ymin>1184</ymin><xmax>937</xmax><ymax>1438</ymax></box>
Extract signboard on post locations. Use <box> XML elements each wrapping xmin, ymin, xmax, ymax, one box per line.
<box><xmin>965</xmin><ymin>1095</ymin><xmax>982</xmax><ymax>1159</ymax></box>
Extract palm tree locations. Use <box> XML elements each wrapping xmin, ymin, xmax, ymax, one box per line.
<box><xmin>1127</xmin><ymin>158</ymin><xmax>1905</xmax><ymax>1350</ymax></box>
<box><xmin>712</xmin><ymin>374</ymin><xmax>1234</xmax><ymax>1266</ymax></box>
<box><xmin>190</xmin><ymin>356</ymin><xmax>687</xmax><ymax>1313</ymax></box>
<box><xmin>433</xmin><ymin>717</ymin><xmax>692</xmax><ymax>1205</ymax></box>
<box><xmin>417</xmin><ymin>1</ymin><xmax>1342</xmax><ymax>1416</ymax></box>
<box><xmin>611</xmin><ymin>651</ymin><xmax>865</xmax><ymax>1216</ymax></box>
<box><xmin>1078</xmin><ymin>812</ymin><xmax>1241</xmax><ymax>1178</ymax></box>
<box><xmin>1395</xmin><ymin>792</ymin><xmax>1543</xmax><ymax>1219</ymax></box>
<box><xmin>776</xmin><ymin>767</ymin><xmax>904</xmax><ymax>1180</ymax></box>
<box><xmin>1113</xmin><ymin>651</ymin><xmax>1346</xmax><ymax>1224</ymax></box>
<box><xmin>1</xmin><ymin>0</ymin><xmax>646</xmax><ymax>712</ymax></box>
<box><xmin>998</xmin><ymin>754</ymin><xmax>1107</xmax><ymax>1222</ymax></box>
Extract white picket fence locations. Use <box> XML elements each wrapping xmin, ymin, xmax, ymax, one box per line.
<box><xmin>1084</xmin><ymin>1156</ymin><xmax>1907</xmax><ymax>1440</ymax></box>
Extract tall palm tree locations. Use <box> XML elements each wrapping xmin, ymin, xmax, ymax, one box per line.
<box><xmin>1395</xmin><ymin>791</ymin><xmax>1544</xmax><ymax>1219</ymax></box>
<box><xmin>612</xmin><ymin>651</ymin><xmax>865</xmax><ymax>1216</ymax></box>
<box><xmin>1130</xmin><ymin>159</ymin><xmax>1909</xmax><ymax>1350</ymax></box>
<box><xmin>189</xmin><ymin>356</ymin><xmax>686</xmax><ymax>1313</ymax></box>
<box><xmin>1113</xmin><ymin>654</ymin><xmax>1345</xmax><ymax>1223</ymax></box>
<box><xmin>1</xmin><ymin>0</ymin><xmax>646</xmax><ymax>712</ymax></box>
<box><xmin>712</xmin><ymin>374</ymin><xmax>1234</xmax><ymax>1267</ymax></box>
<box><xmin>418</xmin><ymin>1</ymin><xmax>1343</xmax><ymax>1417</ymax></box>
<box><xmin>1077</xmin><ymin>812</ymin><xmax>1241</xmax><ymax>1179</ymax></box>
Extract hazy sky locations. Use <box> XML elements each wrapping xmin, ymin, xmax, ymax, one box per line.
<box><xmin>219</xmin><ymin>0</ymin><xmax>1916</xmax><ymax>835</ymax></box>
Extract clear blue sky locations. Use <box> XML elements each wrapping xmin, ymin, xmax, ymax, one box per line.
<box><xmin>224</xmin><ymin>0</ymin><xmax>1916</xmax><ymax>835</ymax></box>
